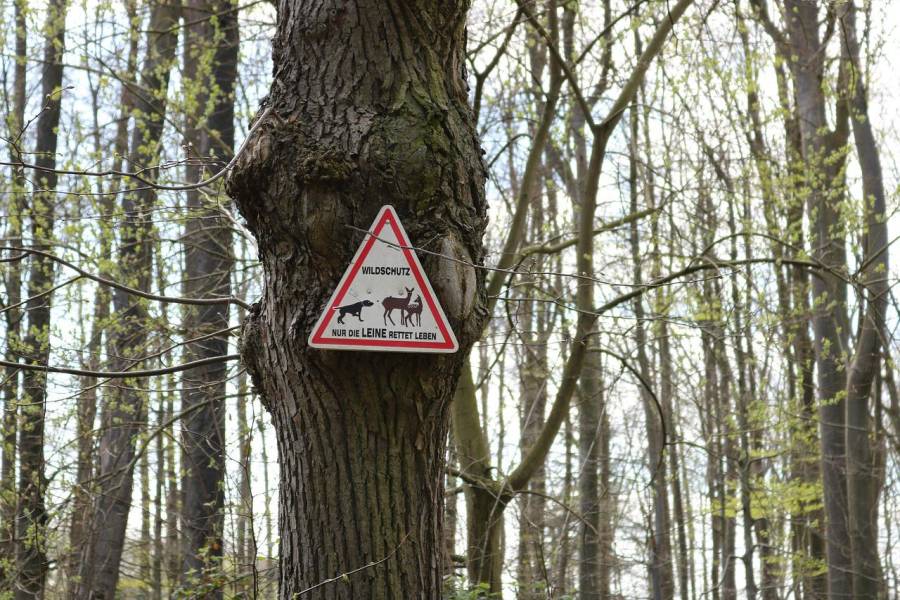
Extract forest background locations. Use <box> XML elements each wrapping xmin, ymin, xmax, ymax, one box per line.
<box><xmin>1</xmin><ymin>0</ymin><xmax>900</xmax><ymax>598</ymax></box>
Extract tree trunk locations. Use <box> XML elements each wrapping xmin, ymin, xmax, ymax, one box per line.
<box><xmin>840</xmin><ymin>3</ymin><xmax>887</xmax><ymax>596</ymax></box>
<box><xmin>647</xmin><ymin>132</ymin><xmax>688</xmax><ymax>600</ymax></box>
<box><xmin>516</xmin><ymin>319</ymin><xmax>549</xmax><ymax>599</ymax></box>
<box><xmin>236</xmin><ymin>351</ymin><xmax>254</xmax><ymax>596</ymax></box>
<box><xmin>16</xmin><ymin>0</ymin><xmax>67</xmax><ymax>596</ymax></box>
<box><xmin>629</xmin><ymin>100</ymin><xmax>675</xmax><ymax>600</ymax></box>
<box><xmin>179</xmin><ymin>1</ymin><xmax>239</xmax><ymax>593</ymax></box>
<box><xmin>782</xmin><ymin>2</ymin><xmax>853</xmax><ymax>595</ymax></box>
<box><xmin>257</xmin><ymin>415</ymin><xmax>274</xmax><ymax>593</ymax></box>
<box><xmin>578</xmin><ymin>339</ymin><xmax>606</xmax><ymax>599</ymax></box>
<box><xmin>73</xmin><ymin>3</ymin><xmax>179</xmax><ymax>596</ymax></box>
<box><xmin>153</xmin><ymin>377</ymin><xmax>165</xmax><ymax>600</ymax></box>
<box><xmin>140</xmin><ymin>424</ymin><xmax>152</xmax><ymax>598</ymax></box>
<box><xmin>1</xmin><ymin>0</ymin><xmax>27</xmax><ymax>585</ymax></box>
<box><xmin>68</xmin><ymin>8</ymin><xmax>140</xmax><ymax>582</ymax></box>
<box><xmin>165</xmin><ymin>372</ymin><xmax>180</xmax><ymax>590</ymax></box>
<box><xmin>701</xmin><ymin>324</ymin><xmax>720</xmax><ymax>600</ymax></box>
<box><xmin>452</xmin><ymin>363</ymin><xmax>505</xmax><ymax>595</ymax></box>
<box><xmin>516</xmin><ymin>161</ymin><xmax>550</xmax><ymax>600</ymax></box>
<box><xmin>226</xmin><ymin>3</ymin><xmax>487</xmax><ymax>597</ymax></box>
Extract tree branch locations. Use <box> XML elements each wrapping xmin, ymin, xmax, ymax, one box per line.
<box><xmin>1</xmin><ymin>247</ymin><xmax>250</xmax><ymax>309</ymax></box>
<box><xmin>0</xmin><ymin>354</ymin><xmax>240</xmax><ymax>379</ymax></box>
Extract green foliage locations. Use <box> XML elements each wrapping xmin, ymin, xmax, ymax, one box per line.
<box><xmin>444</xmin><ymin>576</ymin><xmax>495</xmax><ymax>599</ymax></box>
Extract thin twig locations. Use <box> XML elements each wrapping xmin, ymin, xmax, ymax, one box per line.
<box><xmin>292</xmin><ymin>533</ymin><xmax>411</xmax><ymax>598</ymax></box>
<box><xmin>0</xmin><ymin>354</ymin><xmax>240</xmax><ymax>379</ymax></box>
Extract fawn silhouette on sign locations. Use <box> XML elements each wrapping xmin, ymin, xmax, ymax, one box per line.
<box><xmin>403</xmin><ymin>295</ymin><xmax>423</xmax><ymax>327</ymax></box>
<box><xmin>382</xmin><ymin>288</ymin><xmax>414</xmax><ymax>325</ymax></box>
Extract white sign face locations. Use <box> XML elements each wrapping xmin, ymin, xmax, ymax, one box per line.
<box><xmin>308</xmin><ymin>205</ymin><xmax>459</xmax><ymax>353</ymax></box>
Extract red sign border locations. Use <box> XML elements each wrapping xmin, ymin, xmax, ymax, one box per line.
<box><xmin>308</xmin><ymin>206</ymin><xmax>459</xmax><ymax>352</ymax></box>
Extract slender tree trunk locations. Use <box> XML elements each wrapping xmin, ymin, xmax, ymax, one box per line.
<box><xmin>16</xmin><ymin>1</ymin><xmax>67</xmax><ymax>596</ymax></box>
<box><xmin>840</xmin><ymin>3</ymin><xmax>887</xmax><ymax>596</ymax></box>
<box><xmin>778</xmin><ymin>35</ymin><xmax>827</xmax><ymax>600</ymax></box>
<box><xmin>555</xmin><ymin>411</ymin><xmax>574</xmax><ymax>596</ymax></box>
<box><xmin>257</xmin><ymin>415</ymin><xmax>274</xmax><ymax>593</ymax></box>
<box><xmin>165</xmin><ymin>372</ymin><xmax>180</xmax><ymax>590</ymax></box>
<box><xmin>140</xmin><ymin>425</ymin><xmax>152</xmax><ymax>598</ymax></box>
<box><xmin>578</xmin><ymin>341</ymin><xmax>604</xmax><ymax>599</ymax></box>
<box><xmin>516</xmin><ymin>18</ymin><xmax>553</xmax><ymax>597</ymax></box>
<box><xmin>782</xmin><ymin>2</ymin><xmax>853</xmax><ymax>595</ymax></box>
<box><xmin>629</xmin><ymin>100</ymin><xmax>675</xmax><ymax>600</ymax></box>
<box><xmin>70</xmin><ymin>286</ymin><xmax>107</xmax><ymax>568</ymax></box>
<box><xmin>648</xmin><ymin>141</ymin><xmax>689</xmax><ymax>600</ymax></box>
<box><xmin>236</xmin><ymin>356</ymin><xmax>254</xmax><ymax>596</ymax></box>
<box><xmin>452</xmin><ymin>364</ymin><xmax>505</xmax><ymax>595</ymax></box>
<box><xmin>0</xmin><ymin>0</ymin><xmax>27</xmax><ymax>584</ymax></box>
<box><xmin>516</xmin><ymin>329</ymin><xmax>549</xmax><ymax>599</ymax></box>
<box><xmin>180</xmin><ymin>1</ymin><xmax>239</xmax><ymax>593</ymax></box>
<box><xmin>713</xmin><ymin>331</ymin><xmax>738</xmax><ymax>600</ymax></box>
<box><xmin>226</xmin><ymin>3</ymin><xmax>487</xmax><ymax>597</ymax></box>
<box><xmin>517</xmin><ymin>182</ymin><xmax>550</xmax><ymax>600</ymax></box>
<box><xmin>568</xmin><ymin>2</ymin><xmax>611</xmax><ymax>594</ymax></box>
<box><xmin>667</xmin><ymin>396</ymin><xmax>690</xmax><ymax>600</ymax></box>
<box><xmin>701</xmin><ymin>323</ymin><xmax>720</xmax><ymax>600</ymax></box>
<box><xmin>74</xmin><ymin>3</ymin><xmax>179</xmax><ymax>596</ymax></box>
<box><xmin>153</xmin><ymin>377</ymin><xmax>165</xmax><ymax>600</ymax></box>
<box><xmin>68</xmin><ymin>4</ymin><xmax>139</xmax><ymax>582</ymax></box>
<box><xmin>444</xmin><ymin>442</ymin><xmax>458</xmax><ymax>582</ymax></box>
<box><xmin>727</xmin><ymin>196</ymin><xmax>759</xmax><ymax>600</ymax></box>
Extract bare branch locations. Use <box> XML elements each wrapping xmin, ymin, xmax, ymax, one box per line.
<box><xmin>0</xmin><ymin>354</ymin><xmax>240</xmax><ymax>379</ymax></box>
<box><xmin>1</xmin><ymin>247</ymin><xmax>250</xmax><ymax>310</ymax></box>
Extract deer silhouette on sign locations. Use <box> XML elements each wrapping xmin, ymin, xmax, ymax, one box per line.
<box><xmin>382</xmin><ymin>287</ymin><xmax>414</xmax><ymax>325</ymax></box>
<box><xmin>403</xmin><ymin>295</ymin><xmax>423</xmax><ymax>327</ymax></box>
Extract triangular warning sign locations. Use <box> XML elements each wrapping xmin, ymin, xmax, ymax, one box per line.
<box><xmin>308</xmin><ymin>205</ymin><xmax>459</xmax><ymax>353</ymax></box>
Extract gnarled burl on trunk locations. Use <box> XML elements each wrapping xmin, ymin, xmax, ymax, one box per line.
<box><xmin>226</xmin><ymin>2</ymin><xmax>486</xmax><ymax>598</ymax></box>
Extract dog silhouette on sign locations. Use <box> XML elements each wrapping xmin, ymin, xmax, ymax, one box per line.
<box><xmin>335</xmin><ymin>300</ymin><xmax>373</xmax><ymax>324</ymax></box>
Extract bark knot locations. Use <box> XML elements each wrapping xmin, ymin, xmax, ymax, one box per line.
<box><xmin>296</xmin><ymin>145</ymin><xmax>354</xmax><ymax>184</ymax></box>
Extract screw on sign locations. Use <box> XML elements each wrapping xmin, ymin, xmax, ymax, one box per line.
<box><xmin>308</xmin><ymin>205</ymin><xmax>459</xmax><ymax>353</ymax></box>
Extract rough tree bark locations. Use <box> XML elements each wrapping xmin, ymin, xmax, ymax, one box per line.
<box><xmin>226</xmin><ymin>2</ymin><xmax>488</xmax><ymax>597</ymax></box>
<box><xmin>73</xmin><ymin>2</ymin><xmax>179</xmax><ymax>597</ymax></box>
<box><xmin>179</xmin><ymin>0</ymin><xmax>239</xmax><ymax>593</ymax></box>
<box><xmin>16</xmin><ymin>0</ymin><xmax>66</xmax><ymax>596</ymax></box>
